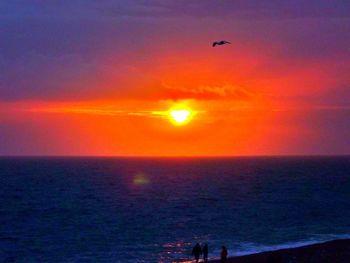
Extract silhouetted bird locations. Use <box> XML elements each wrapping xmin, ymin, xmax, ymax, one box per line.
<box><xmin>212</xmin><ymin>40</ymin><xmax>231</xmax><ymax>47</ymax></box>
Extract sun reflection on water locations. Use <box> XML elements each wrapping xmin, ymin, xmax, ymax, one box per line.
<box><xmin>133</xmin><ymin>173</ymin><xmax>150</xmax><ymax>185</ymax></box>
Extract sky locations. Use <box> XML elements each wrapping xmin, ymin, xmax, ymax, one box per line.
<box><xmin>1</xmin><ymin>0</ymin><xmax>350</xmax><ymax>156</ymax></box>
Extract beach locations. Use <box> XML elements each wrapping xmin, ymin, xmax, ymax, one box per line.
<box><xmin>208</xmin><ymin>239</ymin><xmax>350</xmax><ymax>263</ymax></box>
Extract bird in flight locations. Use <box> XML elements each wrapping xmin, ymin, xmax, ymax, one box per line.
<box><xmin>212</xmin><ymin>40</ymin><xmax>231</xmax><ymax>47</ymax></box>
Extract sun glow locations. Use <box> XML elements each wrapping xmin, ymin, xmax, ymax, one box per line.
<box><xmin>168</xmin><ymin>105</ymin><xmax>194</xmax><ymax>126</ymax></box>
<box><xmin>170</xmin><ymin>109</ymin><xmax>190</xmax><ymax>123</ymax></box>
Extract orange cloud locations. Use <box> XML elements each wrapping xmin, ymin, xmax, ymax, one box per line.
<box><xmin>163</xmin><ymin>83</ymin><xmax>253</xmax><ymax>100</ymax></box>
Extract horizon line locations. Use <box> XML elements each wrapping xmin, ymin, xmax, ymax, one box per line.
<box><xmin>1</xmin><ymin>154</ymin><xmax>349</xmax><ymax>158</ymax></box>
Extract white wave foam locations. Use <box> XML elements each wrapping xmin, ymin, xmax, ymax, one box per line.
<box><xmin>232</xmin><ymin>233</ymin><xmax>350</xmax><ymax>257</ymax></box>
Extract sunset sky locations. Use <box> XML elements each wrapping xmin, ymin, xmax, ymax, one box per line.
<box><xmin>1</xmin><ymin>1</ymin><xmax>350</xmax><ymax>156</ymax></box>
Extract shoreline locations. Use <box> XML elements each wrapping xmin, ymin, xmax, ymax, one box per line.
<box><xmin>207</xmin><ymin>239</ymin><xmax>350</xmax><ymax>263</ymax></box>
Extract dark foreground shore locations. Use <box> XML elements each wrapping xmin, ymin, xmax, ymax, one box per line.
<box><xmin>209</xmin><ymin>239</ymin><xmax>350</xmax><ymax>263</ymax></box>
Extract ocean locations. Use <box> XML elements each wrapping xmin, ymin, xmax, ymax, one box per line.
<box><xmin>1</xmin><ymin>157</ymin><xmax>350</xmax><ymax>262</ymax></box>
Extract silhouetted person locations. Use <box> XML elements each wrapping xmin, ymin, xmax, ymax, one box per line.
<box><xmin>220</xmin><ymin>246</ymin><xmax>228</xmax><ymax>263</ymax></box>
<box><xmin>192</xmin><ymin>243</ymin><xmax>202</xmax><ymax>263</ymax></box>
<box><xmin>202</xmin><ymin>243</ymin><xmax>209</xmax><ymax>262</ymax></box>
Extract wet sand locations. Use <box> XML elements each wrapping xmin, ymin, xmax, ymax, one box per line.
<box><xmin>208</xmin><ymin>239</ymin><xmax>350</xmax><ymax>263</ymax></box>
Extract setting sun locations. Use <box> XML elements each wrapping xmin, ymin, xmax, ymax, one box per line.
<box><xmin>168</xmin><ymin>105</ymin><xmax>194</xmax><ymax>126</ymax></box>
<box><xmin>170</xmin><ymin>109</ymin><xmax>190</xmax><ymax>123</ymax></box>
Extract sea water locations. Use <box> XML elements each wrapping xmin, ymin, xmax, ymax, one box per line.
<box><xmin>1</xmin><ymin>157</ymin><xmax>350</xmax><ymax>262</ymax></box>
